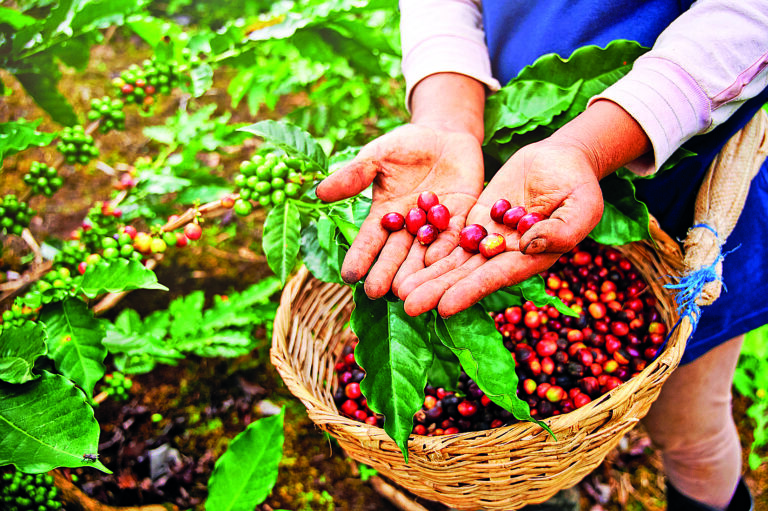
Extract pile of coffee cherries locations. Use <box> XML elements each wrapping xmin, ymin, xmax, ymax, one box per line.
<box><xmin>0</xmin><ymin>470</ymin><xmax>63</xmax><ymax>511</ymax></box>
<box><xmin>334</xmin><ymin>238</ymin><xmax>667</xmax><ymax>435</ymax></box>
<box><xmin>381</xmin><ymin>191</ymin><xmax>451</xmax><ymax>246</ymax></box>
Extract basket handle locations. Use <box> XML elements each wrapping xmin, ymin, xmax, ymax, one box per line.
<box><xmin>682</xmin><ymin>109</ymin><xmax>768</xmax><ymax>306</ymax></box>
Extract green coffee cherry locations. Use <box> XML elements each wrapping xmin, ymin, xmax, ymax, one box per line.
<box><xmin>56</xmin><ymin>125</ymin><xmax>98</xmax><ymax>165</ymax></box>
<box><xmin>0</xmin><ymin>194</ymin><xmax>35</xmax><ymax>236</ymax></box>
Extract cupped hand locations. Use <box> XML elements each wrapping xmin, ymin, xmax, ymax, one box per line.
<box><xmin>315</xmin><ymin>123</ymin><xmax>484</xmax><ymax>299</ymax></box>
<box><xmin>396</xmin><ymin>137</ymin><xmax>606</xmax><ymax>317</ymax></box>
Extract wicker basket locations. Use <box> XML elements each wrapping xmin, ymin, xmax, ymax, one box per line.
<box><xmin>270</xmin><ymin>220</ymin><xmax>690</xmax><ymax>511</ymax></box>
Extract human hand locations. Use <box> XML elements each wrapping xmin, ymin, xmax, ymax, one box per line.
<box><xmin>316</xmin><ymin>123</ymin><xmax>484</xmax><ymax>299</ymax></box>
<box><xmin>396</xmin><ymin>137</ymin><xmax>605</xmax><ymax>317</ymax></box>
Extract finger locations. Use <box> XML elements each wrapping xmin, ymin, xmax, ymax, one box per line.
<box><xmin>424</xmin><ymin>213</ymin><xmax>464</xmax><ymax>265</ymax></box>
<box><xmin>364</xmin><ymin>229</ymin><xmax>414</xmax><ymax>299</ymax></box>
<box><xmin>316</xmin><ymin>159</ymin><xmax>379</xmax><ymax>203</ymax></box>
<box><xmin>391</xmin><ymin>241</ymin><xmax>427</xmax><ymax>296</ymax></box>
<box><xmin>402</xmin><ymin>255</ymin><xmax>485</xmax><ymax>316</ymax></box>
<box><xmin>397</xmin><ymin>247</ymin><xmax>473</xmax><ymax>300</ymax></box>
<box><xmin>520</xmin><ymin>185</ymin><xmax>604</xmax><ymax>255</ymax></box>
<box><xmin>437</xmin><ymin>252</ymin><xmax>560</xmax><ymax>317</ymax></box>
<box><xmin>340</xmin><ymin>212</ymin><xmax>389</xmax><ymax>284</ymax></box>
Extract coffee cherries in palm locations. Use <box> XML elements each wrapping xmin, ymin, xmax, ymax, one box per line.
<box><xmin>490</xmin><ymin>199</ymin><xmax>547</xmax><ymax>234</ymax></box>
<box><xmin>381</xmin><ymin>191</ymin><xmax>451</xmax><ymax>246</ymax></box>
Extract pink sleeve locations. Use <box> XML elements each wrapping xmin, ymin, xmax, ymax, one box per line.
<box><xmin>399</xmin><ymin>0</ymin><xmax>501</xmax><ymax>109</ymax></box>
<box><xmin>591</xmin><ymin>0</ymin><xmax>768</xmax><ymax>175</ymax></box>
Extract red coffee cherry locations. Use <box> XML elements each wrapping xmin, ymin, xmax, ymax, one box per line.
<box><xmin>183</xmin><ymin>222</ymin><xmax>203</xmax><ymax>241</ymax></box>
<box><xmin>381</xmin><ymin>212</ymin><xmax>405</xmax><ymax>232</ymax></box>
<box><xmin>459</xmin><ymin>223</ymin><xmax>488</xmax><ymax>253</ymax></box>
<box><xmin>479</xmin><ymin>233</ymin><xmax>506</xmax><ymax>258</ymax></box>
<box><xmin>490</xmin><ymin>199</ymin><xmax>511</xmax><ymax>223</ymax></box>
<box><xmin>427</xmin><ymin>204</ymin><xmax>451</xmax><ymax>231</ymax></box>
<box><xmin>416</xmin><ymin>224</ymin><xmax>438</xmax><ymax>245</ymax></box>
<box><xmin>516</xmin><ymin>212</ymin><xmax>546</xmax><ymax>235</ymax></box>
<box><xmin>405</xmin><ymin>207</ymin><xmax>427</xmax><ymax>235</ymax></box>
<box><xmin>417</xmin><ymin>191</ymin><xmax>440</xmax><ymax>211</ymax></box>
<box><xmin>502</xmin><ymin>206</ymin><xmax>527</xmax><ymax>228</ymax></box>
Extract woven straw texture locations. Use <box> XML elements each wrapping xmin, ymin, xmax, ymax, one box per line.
<box><xmin>271</xmin><ymin>219</ymin><xmax>690</xmax><ymax>511</ymax></box>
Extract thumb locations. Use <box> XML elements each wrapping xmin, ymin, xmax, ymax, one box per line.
<box><xmin>519</xmin><ymin>186</ymin><xmax>604</xmax><ymax>255</ymax></box>
<box><xmin>316</xmin><ymin>159</ymin><xmax>379</xmax><ymax>203</ymax></box>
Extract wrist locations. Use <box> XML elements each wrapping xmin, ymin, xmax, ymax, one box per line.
<box><xmin>550</xmin><ymin>99</ymin><xmax>652</xmax><ymax>180</ymax></box>
<box><xmin>410</xmin><ymin>72</ymin><xmax>487</xmax><ymax>145</ymax></box>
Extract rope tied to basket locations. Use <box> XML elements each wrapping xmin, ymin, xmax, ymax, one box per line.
<box><xmin>664</xmin><ymin>223</ymin><xmax>732</xmax><ymax>336</ymax></box>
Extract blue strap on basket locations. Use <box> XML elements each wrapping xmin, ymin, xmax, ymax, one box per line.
<box><xmin>662</xmin><ymin>223</ymin><xmax>734</xmax><ymax>344</ymax></box>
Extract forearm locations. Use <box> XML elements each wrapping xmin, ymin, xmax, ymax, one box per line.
<box><xmin>410</xmin><ymin>72</ymin><xmax>487</xmax><ymax>145</ymax></box>
<box><xmin>594</xmin><ymin>0</ymin><xmax>768</xmax><ymax>174</ymax></box>
<box><xmin>550</xmin><ymin>99</ymin><xmax>652</xmax><ymax>181</ymax></box>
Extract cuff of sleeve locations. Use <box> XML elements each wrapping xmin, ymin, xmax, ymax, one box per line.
<box><xmin>403</xmin><ymin>35</ymin><xmax>501</xmax><ymax>110</ymax></box>
<box><xmin>589</xmin><ymin>56</ymin><xmax>712</xmax><ymax>176</ymax></box>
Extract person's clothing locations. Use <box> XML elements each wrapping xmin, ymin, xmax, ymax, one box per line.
<box><xmin>642</xmin><ymin>335</ymin><xmax>745</xmax><ymax>509</ymax></box>
<box><xmin>398</xmin><ymin>0</ymin><xmax>768</xmax><ymax>364</ymax></box>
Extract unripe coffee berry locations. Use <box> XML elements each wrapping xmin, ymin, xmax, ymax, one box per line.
<box><xmin>478</xmin><ymin>233</ymin><xmax>506</xmax><ymax>258</ymax></box>
<box><xmin>459</xmin><ymin>224</ymin><xmax>487</xmax><ymax>253</ymax></box>
<box><xmin>417</xmin><ymin>191</ymin><xmax>440</xmax><ymax>211</ymax></box>
<box><xmin>381</xmin><ymin>212</ymin><xmax>405</xmax><ymax>232</ymax></box>
<box><xmin>516</xmin><ymin>212</ymin><xmax>546</xmax><ymax>235</ymax></box>
<box><xmin>490</xmin><ymin>199</ymin><xmax>511</xmax><ymax>223</ymax></box>
<box><xmin>427</xmin><ymin>204</ymin><xmax>450</xmax><ymax>231</ymax></box>
<box><xmin>502</xmin><ymin>206</ymin><xmax>527</xmax><ymax>228</ymax></box>
<box><xmin>416</xmin><ymin>224</ymin><xmax>438</xmax><ymax>245</ymax></box>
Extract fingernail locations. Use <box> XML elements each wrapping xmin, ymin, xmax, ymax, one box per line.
<box><xmin>523</xmin><ymin>238</ymin><xmax>546</xmax><ymax>254</ymax></box>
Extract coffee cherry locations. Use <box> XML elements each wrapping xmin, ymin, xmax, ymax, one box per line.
<box><xmin>405</xmin><ymin>207</ymin><xmax>428</xmax><ymax>235</ymax></box>
<box><xmin>233</xmin><ymin>199</ymin><xmax>253</xmax><ymax>216</ymax></box>
<box><xmin>457</xmin><ymin>400</ymin><xmax>478</xmax><ymax>417</ymax></box>
<box><xmin>417</xmin><ymin>191</ymin><xmax>440</xmax><ymax>211</ymax></box>
<box><xmin>427</xmin><ymin>204</ymin><xmax>451</xmax><ymax>231</ymax></box>
<box><xmin>478</xmin><ymin>233</ymin><xmax>506</xmax><ymax>258</ymax></box>
<box><xmin>502</xmin><ymin>206</ymin><xmax>527</xmax><ymax>228</ymax></box>
<box><xmin>490</xmin><ymin>199</ymin><xmax>511</xmax><ymax>223</ymax></box>
<box><xmin>381</xmin><ymin>212</ymin><xmax>405</xmax><ymax>232</ymax></box>
<box><xmin>184</xmin><ymin>222</ymin><xmax>203</xmax><ymax>240</ymax></box>
<box><xmin>516</xmin><ymin>212</ymin><xmax>546</xmax><ymax>235</ymax></box>
<box><xmin>459</xmin><ymin>224</ymin><xmax>487</xmax><ymax>253</ymax></box>
<box><xmin>416</xmin><ymin>224</ymin><xmax>438</xmax><ymax>245</ymax></box>
<box><xmin>345</xmin><ymin>382</ymin><xmax>362</xmax><ymax>399</ymax></box>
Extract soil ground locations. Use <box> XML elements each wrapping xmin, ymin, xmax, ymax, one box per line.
<box><xmin>1</xmin><ymin>32</ymin><xmax>766</xmax><ymax>511</ymax></box>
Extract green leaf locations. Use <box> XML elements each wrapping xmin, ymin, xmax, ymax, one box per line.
<box><xmin>300</xmin><ymin>223</ymin><xmax>344</xmax><ymax>284</ymax></box>
<box><xmin>435</xmin><ymin>306</ymin><xmax>552</xmax><ymax>437</ymax></box>
<box><xmin>0</xmin><ymin>7</ymin><xmax>37</xmax><ymax>30</ymax></box>
<box><xmin>0</xmin><ymin>371</ymin><xmax>110</xmax><ymax>473</ymax></box>
<box><xmin>589</xmin><ymin>174</ymin><xmax>651</xmax><ymax>245</ymax></box>
<box><xmin>483</xmin><ymin>79</ymin><xmax>581</xmax><ymax>145</ymax></box>
<box><xmin>326</xmin><ymin>195</ymin><xmax>372</xmax><ymax>244</ymax></box>
<box><xmin>426</xmin><ymin>323</ymin><xmax>460</xmax><ymax>392</ymax></box>
<box><xmin>39</xmin><ymin>299</ymin><xmax>107</xmax><ymax>399</ymax></box>
<box><xmin>350</xmin><ymin>287</ymin><xmax>434</xmax><ymax>461</ymax></box>
<box><xmin>78</xmin><ymin>259</ymin><xmax>168</xmax><ymax>299</ymax></box>
<box><xmin>187</xmin><ymin>63</ymin><xmax>213</xmax><ymax>98</ymax></box>
<box><xmin>174</xmin><ymin>331</ymin><xmax>254</xmax><ymax>358</ymax></box>
<box><xmin>205</xmin><ymin>408</ymin><xmax>285</xmax><ymax>511</ymax></box>
<box><xmin>0</xmin><ymin>322</ymin><xmax>47</xmax><ymax>384</ymax></box>
<box><xmin>263</xmin><ymin>201</ymin><xmax>301</xmax><ymax>285</ymax></box>
<box><xmin>14</xmin><ymin>56</ymin><xmax>78</xmax><ymax>126</ymax></box>
<box><xmin>168</xmin><ymin>290</ymin><xmax>205</xmax><ymax>343</ymax></box>
<box><xmin>239</xmin><ymin>120</ymin><xmax>328</xmax><ymax>173</ymax></box>
<box><xmin>0</xmin><ymin>119</ymin><xmax>54</xmax><ymax>162</ymax></box>
<box><xmin>484</xmin><ymin>40</ymin><xmax>647</xmax><ymax>159</ymax></box>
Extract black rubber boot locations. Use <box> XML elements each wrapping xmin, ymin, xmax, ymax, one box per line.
<box><xmin>667</xmin><ymin>478</ymin><xmax>754</xmax><ymax>511</ymax></box>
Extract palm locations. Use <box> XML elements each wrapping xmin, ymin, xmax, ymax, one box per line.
<box><xmin>316</xmin><ymin>123</ymin><xmax>484</xmax><ymax>298</ymax></box>
<box><xmin>397</xmin><ymin>139</ymin><xmax>605</xmax><ymax>317</ymax></box>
